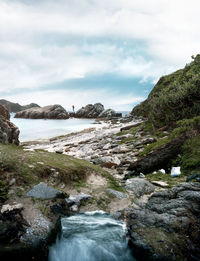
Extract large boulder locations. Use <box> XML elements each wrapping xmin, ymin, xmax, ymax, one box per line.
<box><xmin>127</xmin><ymin>182</ymin><xmax>200</xmax><ymax>261</ymax></box>
<box><xmin>98</xmin><ymin>109</ymin><xmax>122</xmax><ymax>118</ymax></box>
<box><xmin>0</xmin><ymin>105</ymin><xmax>20</xmax><ymax>145</ymax></box>
<box><xmin>14</xmin><ymin>105</ymin><xmax>69</xmax><ymax>119</ymax></box>
<box><xmin>75</xmin><ymin>103</ymin><xmax>104</xmax><ymax>118</ymax></box>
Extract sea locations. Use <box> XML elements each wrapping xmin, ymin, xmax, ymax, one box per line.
<box><xmin>11</xmin><ymin>111</ymin><xmax>129</xmax><ymax>142</ymax></box>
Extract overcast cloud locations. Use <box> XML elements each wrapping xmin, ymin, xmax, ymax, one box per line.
<box><xmin>0</xmin><ymin>0</ymin><xmax>199</xmax><ymax>110</ymax></box>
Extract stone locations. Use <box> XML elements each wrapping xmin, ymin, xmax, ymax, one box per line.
<box><xmin>56</xmin><ymin>149</ymin><xmax>63</xmax><ymax>154</ymax></box>
<box><xmin>127</xmin><ymin>183</ymin><xmax>200</xmax><ymax>261</ymax></box>
<box><xmin>15</xmin><ymin>104</ymin><xmax>69</xmax><ymax>119</ymax></box>
<box><xmin>128</xmin><ymin>135</ymin><xmax>186</xmax><ymax>175</ymax></box>
<box><xmin>100</xmin><ymin>156</ymin><xmax>121</xmax><ymax>168</ymax></box>
<box><xmin>125</xmin><ymin>178</ymin><xmax>155</xmax><ymax>197</ymax></box>
<box><xmin>26</xmin><ymin>182</ymin><xmax>63</xmax><ymax>199</ymax></box>
<box><xmin>75</xmin><ymin>103</ymin><xmax>104</xmax><ymax>118</ymax></box>
<box><xmin>107</xmin><ymin>189</ymin><xmax>127</xmax><ymax>199</ymax></box>
<box><xmin>66</xmin><ymin>193</ymin><xmax>92</xmax><ymax>207</ymax></box>
<box><xmin>186</xmin><ymin>173</ymin><xmax>200</xmax><ymax>182</ymax></box>
<box><xmin>0</xmin><ymin>105</ymin><xmax>20</xmax><ymax>145</ymax></box>
<box><xmin>9</xmin><ymin>178</ymin><xmax>16</xmax><ymax>186</ymax></box>
<box><xmin>151</xmin><ymin>181</ymin><xmax>169</xmax><ymax>187</ymax></box>
<box><xmin>1</xmin><ymin>203</ymin><xmax>23</xmax><ymax>214</ymax></box>
<box><xmin>0</xmin><ymin>99</ymin><xmax>40</xmax><ymax>113</ymax></box>
<box><xmin>98</xmin><ymin>109</ymin><xmax>122</xmax><ymax>118</ymax></box>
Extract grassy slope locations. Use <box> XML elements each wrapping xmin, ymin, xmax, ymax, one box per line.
<box><xmin>0</xmin><ymin>144</ymin><xmax>123</xmax><ymax>203</ymax></box>
<box><xmin>132</xmin><ymin>54</ymin><xmax>200</xmax><ymax>128</ymax></box>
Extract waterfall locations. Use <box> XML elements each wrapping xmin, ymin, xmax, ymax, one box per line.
<box><xmin>49</xmin><ymin>211</ymin><xmax>136</xmax><ymax>261</ymax></box>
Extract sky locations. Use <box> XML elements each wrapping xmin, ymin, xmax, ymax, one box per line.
<box><xmin>0</xmin><ymin>0</ymin><xmax>200</xmax><ymax>111</ymax></box>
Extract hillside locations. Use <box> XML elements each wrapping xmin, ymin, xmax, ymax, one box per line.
<box><xmin>132</xmin><ymin>54</ymin><xmax>200</xmax><ymax>128</ymax></box>
<box><xmin>0</xmin><ymin>99</ymin><xmax>40</xmax><ymax>113</ymax></box>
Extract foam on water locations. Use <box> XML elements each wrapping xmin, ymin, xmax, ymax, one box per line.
<box><xmin>49</xmin><ymin>212</ymin><xmax>136</xmax><ymax>261</ymax></box>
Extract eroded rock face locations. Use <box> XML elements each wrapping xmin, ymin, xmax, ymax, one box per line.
<box><xmin>127</xmin><ymin>182</ymin><xmax>200</xmax><ymax>261</ymax></box>
<box><xmin>0</xmin><ymin>105</ymin><xmax>20</xmax><ymax>145</ymax></box>
<box><xmin>14</xmin><ymin>105</ymin><xmax>69</xmax><ymax>119</ymax></box>
<box><xmin>75</xmin><ymin>103</ymin><xmax>104</xmax><ymax>118</ymax></box>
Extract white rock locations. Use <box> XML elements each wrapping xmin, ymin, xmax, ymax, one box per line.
<box><xmin>159</xmin><ymin>169</ymin><xmax>166</xmax><ymax>174</ymax></box>
<box><xmin>1</xmin><ymin>203</ymin><xmax>23</xmax><ymax>214</ymax></box>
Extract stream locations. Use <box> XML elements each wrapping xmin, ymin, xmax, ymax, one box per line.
<box><xmin>49</xmin><ymin>211</ymin><xmax>136</xmax><ymax>261</ymax></box>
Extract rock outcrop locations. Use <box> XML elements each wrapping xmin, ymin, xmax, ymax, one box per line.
<box><xmin>14</xmin><ymin>105</ymin><xmax>69</xmax><ymax>119</ymax></box>
<box><xmin>74</xmin><ymin>103</ymin><xmax>122</xmax><ymax>118</ymax></box>
<box><xmin>98</xmin><ymin>109</ymin><xmax>122</xmax><ymax>118</ymax></box>
<box><xmin>0</xmin><ymin>99</ymin><xmax>40</xmax><ymax>113</ymax></box>
<box><xmin>75</xmin><ymin>103</ymin><xmax>104</xmax><ymax>118</ymax></box>
<box><xmin>127</xmin><ymin>182</ymin><xmax>200</xmax><ymax>261</ymax></box>
<box><xmin>0</xmin><ymin>105</ymin><xmax>20</xmax><ymax>145</ymax></box>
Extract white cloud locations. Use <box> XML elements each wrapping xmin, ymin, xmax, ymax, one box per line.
<box><xmin>0</xmin><ymin>0</ymin><xmax>200</xmax><ymax>109</ymax></box>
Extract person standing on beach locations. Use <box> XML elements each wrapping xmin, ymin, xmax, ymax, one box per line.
<box><xmin>72</xmin><ymin>105</ymin><xmax>75</xmax><ymax>112</ymax></box>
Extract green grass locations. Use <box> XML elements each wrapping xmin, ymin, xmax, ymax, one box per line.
<box><xmin>146</xmin><ymin>172</ymin><xmax>185</xmax><ymax>188</ymax></box>
<box><xmin>0</xmin><ymin>144</ymin><xmax>109</xmax><ymax>188</ymax></box>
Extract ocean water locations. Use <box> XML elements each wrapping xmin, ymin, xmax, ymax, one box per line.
<box><xmin>11</xmin><ymin>115</ymin><xmax>97</xmax><ymax>142</ymax></box>
<box><xmin>49</xmin><ymin>211</ymin><xmax>136</xmax><ymax>261</ymax></box>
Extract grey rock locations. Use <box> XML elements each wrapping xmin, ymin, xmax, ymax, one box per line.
<box><xmin>127</xmin><ymin>183</ymin><xmax>200</xmax><ymax>261</ymax></box>
<box><xmin>75</xmin><ymin>103</ymin><xmax>104</xmax><ymax>118</ymax></box>
<box><xmin>66</xmin><ymin>193</ymin><xmax>92</xmax><ymax>206</ymax></box>
<box><xmin>98</xmin><ymin>109</ymin><xmax>122</xmax><ymax>118</ymax></box>
<box><xmin>26</xmin><ymin>182</ymin><xmax>62</xmax><ymax>199</ymax></box>
<box><xmin>15</xmin><ymin>104</ymin><xmax>69</xmax><ymax>119</ymax></box>
<box><xmin>125</xmin><ymin>178</ymin><xmax>155</xmax><ymax>197</ymax></box>
<box><xmin>107</xmin><ymin>189</ymin><xmax>127</xmax><ymax>199</ymax></box>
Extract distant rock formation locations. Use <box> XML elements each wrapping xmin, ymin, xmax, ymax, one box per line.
<box><xmin>98</xmin><ymin>109</ymin><xmax>122</xmax><ymax>118</ymax></box>
<box><xmin>0</xmin><ymin>99</ymin><xmax>40</xmax><ymax>113</ymax></box>
<box><xmin>14</xmin><ymin>104</ymin><xmax>69</xmax><ymax>119</ymax></box>
<box><xmin>75</xmin><ymin>103</ymin><xmax>104</xmax><ymax>118</ymax></box>
<box><xmin>74</xmin><ymin>103</ymin><xmax>122</xmax><ymax>118</ymax></box>
<box><xmin>0</xmin><ymin>105</ymin><xmax>20</xmax><ymax>145</ymax></box>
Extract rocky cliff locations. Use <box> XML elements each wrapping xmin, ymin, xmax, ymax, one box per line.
<box><xmin>0</xmin><ymin>105</ymin><xmax>19</xmax><ymax>145</ymax></box>
<box><xmin>14</xmin><ymin>105</ymin><xmax>69</xmax><ymax>119</ymax></box>
<box><xmin>0</xmin><ymin>99</ymin><xmax>40</xmax><ymax>113</ymax></box>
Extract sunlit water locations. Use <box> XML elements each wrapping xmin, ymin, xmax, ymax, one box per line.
<box><xmin>49</xmin><ymin>211</ymin><xmax>136</xmax><ymax>261</ymax></box>
<box><xmin>11</xmin><ymin>115</ymin><xmax>96</xmax><ymax>142</ymax></box>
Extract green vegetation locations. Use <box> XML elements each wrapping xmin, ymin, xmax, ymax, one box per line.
<box><xmin>179</xmin><ymin>135</ymin><xmax>200</xmax><ymax>174</ymax></box>
<box><xmin>146</xmin><ymin>172</ymin><xmax>185</xmax><ymax>188</ymax></box>
<box><xmin>132</xmin><ymin>54</ymin><xmax>200</xmax><ymax>128</ymax></box>
<box><xmin>0</xmin><ymin>144</ymin><xmax>109</xmax><ymax>188</ymax></box>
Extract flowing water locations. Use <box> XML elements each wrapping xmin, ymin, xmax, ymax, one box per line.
<box><xmin>49</xmin><ymin>211</ymin><xmax>136</xmax><ymax>261</ymax></box>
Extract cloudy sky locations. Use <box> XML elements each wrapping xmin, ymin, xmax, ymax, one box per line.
<box><xmin>0</xmin><ymin>0</ymin><xmax>199</xmax><ymax>111</ymax></box>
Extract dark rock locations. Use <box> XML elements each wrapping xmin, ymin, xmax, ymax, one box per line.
<box><xmin>0</xmin><ymin>99</ymin><xmax>40</xmax><ymax>113</ymax></box>
<box><xmin>14</xmin><ymin>105</ymin><xmax>69</xmax><ymax>119</ymax></box>
<box><xmin>75</xmin><ymin>103</ymin><xmax>104</xmax><ymax>118</ymax></box>
<box><xmin>0</xmin><ymin>105</ymin><xmax>20</xmax><ymax>145</ymax></box>
<box><xmin>26</xmin><ymin>182</ymin><xmax>63</xmax><ymax>199</ymax></box>
<box><xmin>186</xmin><ymin>174</ymin><xmax>200</xmax><ymax>182</ymax></box>
<box><xmin>128</xmin><ymin>135</ymin><xmax>186</xmax><ymax>175</ymax></box>
<box><xmin>127</xmin><ymin>182</ymin><xmax>200</xmax><ymax>261</ymax></box>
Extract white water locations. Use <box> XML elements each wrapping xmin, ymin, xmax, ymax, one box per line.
<box><xmin>49</xmin><ymin>211</ymin><xmax>136</xmax><ymax>261</ymax></box>
<box><xmin>11</xmin><ymin>115</ymin><xmax>97</xmax><ymax>142</ymax></box>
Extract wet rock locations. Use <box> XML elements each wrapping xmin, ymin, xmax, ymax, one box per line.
<box><xmin>15</xmin><ymin>104</ymin><xmax>69</xmax><ymax>119</ymax></box>
<box><xmin>127</xmin><ymin>183</ymin><xmax>200</xmax><ymax>261</ymax></box>
<box><xmin>107</xmin><ymin>189</ymin><xmax>127</xmax><ymax>199</ymax></box>
<box><xmin>125</xmin><ymin>178</ymin><xmax>155</xmax><ymax>198</ymax></box>
<box><xmin>186</xmin><ymin>173</ymin><xmax>200</xmax><ymax>182</ymax></box>
<box><xmin>26</xmin><ymin>182</ymin><xmax>63</xmax><ymax>199</ymax></box>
